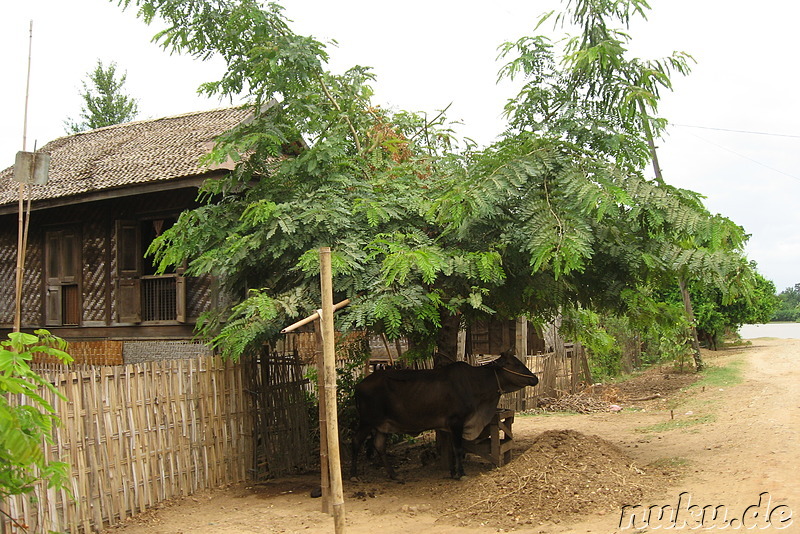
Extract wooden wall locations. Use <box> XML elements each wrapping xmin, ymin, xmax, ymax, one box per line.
<box><xmin>0</xmin><ymin>188</ymin><xmax>214</xmax><ymax>334</ymax></box>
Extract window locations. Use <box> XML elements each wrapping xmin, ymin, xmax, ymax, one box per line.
<box><xmin>115</xmin><ymin>218</ymin><xmax>185</xmax><ymax>324</ymax></box>
<box><xmin>45</xmin><ymin>228</ymin><xmax>81</xmax><ymax>326</ymax></box>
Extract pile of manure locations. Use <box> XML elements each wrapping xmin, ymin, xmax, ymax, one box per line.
<box><xmin>440</xmin><ymin>429</ymin><xmax>661</xmax><ymax>529</ymax></box>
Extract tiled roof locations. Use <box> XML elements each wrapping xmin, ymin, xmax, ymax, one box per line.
<box><xmin>0</xmin><ymin>106</ymin><xmax>253</xmax><ymax>207</ymax></box>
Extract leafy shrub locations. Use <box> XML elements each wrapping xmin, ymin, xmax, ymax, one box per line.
<box><xmin>1</xmin><ymin>330</ymin><xmax>72</xmax><ymax>503</ymax></box>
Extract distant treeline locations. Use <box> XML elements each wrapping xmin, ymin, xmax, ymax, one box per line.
<box><xmin>773</xmin><ymin>284</ymin><xmax>800</xmax><ymax>322</ymax></box>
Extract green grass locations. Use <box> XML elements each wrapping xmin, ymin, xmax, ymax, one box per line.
<box><xmin>649</xmin><ymin>456</ymin><xmax>690</xmax><ymax>470</ymax></box>
<box><xmin>518</xmin><ymin>410</ymin><xmax>582</xmax><ymax>418</ymax></box>
<box><xmin>691</xmin><ymin>357</ymin><xmax>745</xmax><ymax>389</ymax></box>
<box><xmin>637</xmin><ymin>413</ymin><xmax>716</xmax><ymax>433</ymax></box>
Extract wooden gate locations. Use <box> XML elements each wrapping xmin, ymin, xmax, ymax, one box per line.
<box><xmin>246</xmin><ymin>348</ymin><xmax>313</xmax><ymax>480</ymax></box>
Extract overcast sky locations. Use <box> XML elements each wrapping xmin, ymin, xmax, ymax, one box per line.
<box><xmin>2</xmin><ymin>0</ymin><xmax>798</xmax><ymax>293</ymax></box>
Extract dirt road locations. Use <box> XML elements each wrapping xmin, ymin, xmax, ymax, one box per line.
<box><xmin>104</xmin><ymin>338</ymin><xmax>799</xmax><ymax>533</ymax></box>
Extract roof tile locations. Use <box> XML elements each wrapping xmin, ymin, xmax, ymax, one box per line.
<box><xmin>0</xmin><ymin>106</ymin><xmax>252</xmax><ymax>206</ymax></box>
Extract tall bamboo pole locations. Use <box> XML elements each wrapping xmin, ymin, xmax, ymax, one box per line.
<box><xmin>313</xmin><ymin>319</ymin><xmax>331</xmax><ymax>514</ymax></box>
<box><xmin>319</xmin><ymin>247</ymin><xmax>346</xmax><ymax>533</ymax></box>
<box><xmin>14</xmin><ymin>21</ymin><xmax>34</xmax><ymax>332</ymax></box>
<box><xmin>280</xmin><ymin>297</ymin><xmax>351</xmax><ymax>515</ymax></box>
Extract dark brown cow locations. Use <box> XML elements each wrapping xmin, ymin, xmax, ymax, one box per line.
<box><xmin>350</xmin><ymin>351</ymin><xmax>538</xmax><ymax>480</ymax></box>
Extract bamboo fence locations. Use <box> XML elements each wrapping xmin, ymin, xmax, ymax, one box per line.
<box><xmin>0</xmin><ymin>336</ymin><xmax>584</xmax><ymax>533</ymax></box>
<box><xmin>1</xmin><ymin>356</ymin><xmax>252</xmax><ymax>534</ymax></box>
<box><xmin>498</xmin><ymin>344</ymin><xmax>591</xmax><ymax>411</ymax></box>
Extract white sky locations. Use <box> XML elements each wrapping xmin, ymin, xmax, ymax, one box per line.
<box><xmin>2</xmin><ymin>0</ymin><xmax>798</xmax><ymax>292</ymax></box>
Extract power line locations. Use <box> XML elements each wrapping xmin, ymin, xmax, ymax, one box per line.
<box><xmin>682</xmin><ymin>130</ymin><xmax>800</xmax><ymax>183</ymax></box>
<box><xmin>672</xmin><ymin>123</ymin><xmax>800</xmax><ymax>139</ymax></box>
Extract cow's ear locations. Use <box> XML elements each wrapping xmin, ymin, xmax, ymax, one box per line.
<box><xmin>495</xmin><ymin>351</ymin><xmax>510</xmax><ymax>365</ymax></box>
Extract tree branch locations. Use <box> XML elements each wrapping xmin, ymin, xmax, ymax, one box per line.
<box><xmin>316</xmin><ymin>74</ymin><xmax>362</xmax><ymax>154</ymax></box>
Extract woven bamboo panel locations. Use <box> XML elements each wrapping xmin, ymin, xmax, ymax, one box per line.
<box><xmin>82</xmin><ymin>221</ymin><xmax>108</xmax><ymax>323</ymax></box>
<box><xmin>20</xmin><ymin>237</ymin><xmax>43</xmax><ymax>327</ymax></box>
<box><xmin>109</xmin><ymin>226</ymin><xmax>118</xmax><ymax>322</ymax></box>
<box><xmin>276</xmin><ymin>330</ymin><xmax>366</xmax><ymax>364</ymax></box>
<box><xmin>186</xmin><ymin>275</ymin><xmax>213</xmax><ymax>318</ymax></box>
<box><xmin>32</xmin><ymin>340</ymin><xmax>124</xmax><ymax>366</ymax></box>
<box><xmin>0</xmin><ymin>228</ymin><xmax>15</xmax><ymax>324</ymax></box>
<box><xmin>71</xmin><ymin>340</ymin><xmax>124</xmax><ymax>365</ymax></box>
<box><xmin>0</xmin><ymin>356</ymin><xmax>253</xmax><ymax>534</ymax></box>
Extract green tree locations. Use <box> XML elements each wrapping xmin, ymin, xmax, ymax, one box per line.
<box><xmin>671</xmin><ymin>269</ymin><xmax>777</xmax><ymax>349</ymax></box>
<box><xmin>65</xmin><ymin>60</ymin><xmax>139</xmax><ymax>133</ymax></box>
<box><xmin>116</xmin><ymin>0</ymin><xmax>769</xmax><ymax>368</ymax></box>
<box><xmin>496</xmin><ymin>0</ymin><xmax>766</xmax><ymax>371</ymax></box>
<box><xmin>773</xmin><ymin>283</ymin><xmax>800</xmax><ymax>322</ymax></box>
<box><xmin>0</xmin><ymin>330</ymin><xmax>72</xmax><ymax>517</ymax></box>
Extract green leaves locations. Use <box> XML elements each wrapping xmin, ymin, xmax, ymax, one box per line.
<box><xmin>123</xmin><ymin>0</ymin><xmax>768</xmax><ymax>367</ymax></box>
<box><xmin>1</xmin><ymin>330</ymin><xmax>72</xmax><ymax>499</ymax></box>
<box><xmin>367</xmin><ymin>233</ymin><xmax>448</xmax><ymax>286</ymax></box>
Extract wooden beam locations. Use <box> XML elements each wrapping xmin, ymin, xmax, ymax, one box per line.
<box><xmin>280</xmin><ymin>299</ymin><xmax>351</xmax><ymax>334</ymax></box>
<box><xmin>0</xmin><ymin>175</ymin><xmax>217</xmax><ymax>215</ymax></box>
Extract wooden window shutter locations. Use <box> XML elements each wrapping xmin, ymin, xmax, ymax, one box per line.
<box><xmin>116</xmin><ymin>221</ymin><xmax>141</xmax><ymax>323</ymax></box>
<box><xmin>45</xmin><ymin>231</ymin><xmax>63</xmax><ymax>285</ymax></box>
<box><xmin>45</xmin><ymin>229</ymin><xmax>81</xmax><ymax>325</ymax></box>
<box><xmin>117</xmin><ymin>278</ymin><xmax>141</xmax><ymax>323</ymax></box>
<box><xmin>45</xmin><ymin>285</ymin><xmax>62</xmax><ymax>326</ymax></box>
<box><xmin>116</xmin><ymin>220</ymin><xmax>141</xmax><ymax>277</ymax></box>
<box><xmin>175</xmin><ymin>276</ymin><xmax>187</xmax><ymax>323</ymax></box>
<box><xmin>60</xmin><ymin>230</ymin><xmax>79</xmax><ymax>283</ymax></box>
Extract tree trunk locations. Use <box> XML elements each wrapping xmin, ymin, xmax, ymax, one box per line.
<box><xmin>640</xmin><ymin>101</ymin><xmax>704</xmax><ymax>373</ymax></box>
<box><xmin>436</xmin><ymin>311</ymin><xmax>462</xmax><ymax>361</ymax></box>
<box><xmin>678</xmin><ymin>277</ymin><xmax>704</xmax><ymax>372</ymax></box>
<box><xmin>638</xmin><ymin>98</ymin><xmax>666</xmax><ymax>187</ymax></box>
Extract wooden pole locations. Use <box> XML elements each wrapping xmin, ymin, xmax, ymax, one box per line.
<box><xmin>319</xmin><ymin>247</ymin><xmax>346</xmax><ymax>533</ymax></box>
<box><xmin>380</xmin><ymin>333</ymin><xmax>394</xmax><ymax>366</ymax></box>
<box><xmin>14</xmin><ymin>21</ymin><xmax>34</xmax><ymax>333</ymax></box>
<box><xmin>314</xmin><ymin>319</ymin><xmax>331</xmax><ymax>514</ymax></box>
<box><xmin>515</xmin><ymin>317</ymin><xmax>528</xmax><ymax>409</ymax></box>
<box><xmin>279</xmin><ymin>299</ymin><xmax>351</xmax><ymax>334</ymax></box>
<box><xmin>279</xmin><ymin>297</ymin><xmax>351</xmax><ymax>516</ymax></box>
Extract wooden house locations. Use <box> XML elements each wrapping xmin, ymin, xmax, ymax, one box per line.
<box><xmin>0</xmin><ymin>107</ymin><xmax>255</xmax><ymax>363</ymax></box>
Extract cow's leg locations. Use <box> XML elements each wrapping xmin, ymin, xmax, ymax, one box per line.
<box><xmin>448</xmin><ymin>422</ymin><xmax>466</xmax><ymax>479</ymax></box>
<box><xmin>350</xmin><ymin>426</ymin><xmax>371</xmax><ymax>480</ymax></box>
<box><xmin>372</xmin><ymin>431</ymin><xmax>397</xmax><ymax>479</ymax></box>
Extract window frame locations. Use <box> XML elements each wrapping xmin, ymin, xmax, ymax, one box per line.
<box><xmin>115</xmin><ymin>218</ymin><xmax>186</xmax><ymax>325</ymax></box>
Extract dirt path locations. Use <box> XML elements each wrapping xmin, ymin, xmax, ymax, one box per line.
<box><xmin>104</xmin><ymin>339</ymin><xmax>799</xmax><ymax>533</ymax></box>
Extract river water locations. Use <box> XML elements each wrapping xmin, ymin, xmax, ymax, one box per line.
<box><xmin>738</xmin><ymin>323</ymin><xmax>800</xmax><ymax>339</ymax></box>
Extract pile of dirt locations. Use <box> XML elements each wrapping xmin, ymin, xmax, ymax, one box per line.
<box><xmin>439</xmin><ymin>429</ymin><xmax>660</xmax><ymax>529</ymax></box>
<box><xmin>603</xmin><ymin>367</ymin><xmax>699</xmax><ymax>403</ymax></box>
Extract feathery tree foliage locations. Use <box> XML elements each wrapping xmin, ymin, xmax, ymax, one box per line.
<box><xmin>495</xmin><ymin>0</ymin><xmax>768</xmax><ymax>370</ymax></box>
<box><xmin>115</xmin><ymin>0</ymin><xmax>771</xmax><ymax>367</ymax></box>
<box><xmin>65</xmin><ymin>60</ymin><xmax>139</xmax><ymax>133</ymax></box>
